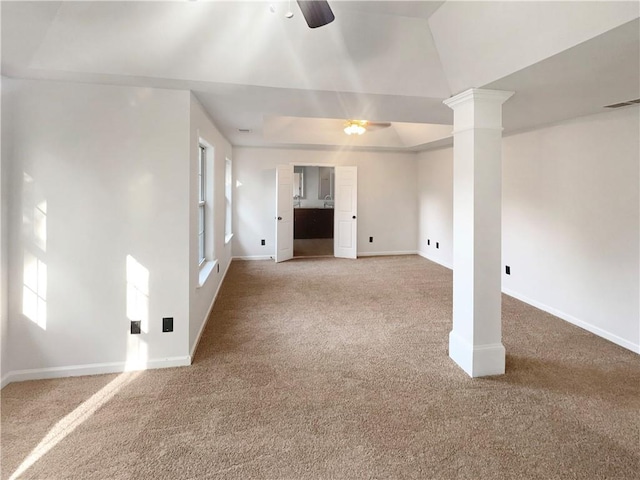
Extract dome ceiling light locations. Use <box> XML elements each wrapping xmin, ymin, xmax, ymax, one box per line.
<box><xmin>344</xmin><ymin>120</ymin><xmax>367</xmax><ymax>135</ymax></box>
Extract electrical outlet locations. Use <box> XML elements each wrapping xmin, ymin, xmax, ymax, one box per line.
<box><xmin>369</xmin><ymin>236</ymin><xmax>373</xmax><ymax>243</ymax></box>
<box><xmin>427</xmin><ymin>239</ymin><xmax>430</xmax><ymax>246</ymax></box>
<box><xmin>261</xmin><ymin>239</ymin><xmax>266</xmax><ymax>246</ymax></box>
<box><xmin>436</xmin><ymin>242</ymin><xmax>439</xmax><ymax>249</ymax></box>
<box><xmin>130</xmin><ymin>320</ymin><xmax>141</xmax><ymax>334</ymax></box>
<box><xmin>505</xmin><ymin>266</ymin><xmax>511</xmax><ymax>275</ymax></box>
<box><xmin>163</xmin><ymin>317</ymin><xmax>173</xmax><ymax>333</ymax></box>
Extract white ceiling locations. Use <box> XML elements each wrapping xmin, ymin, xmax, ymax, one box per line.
<box><xmin>2</xmin><ymin>1</ymin><xmax>638</xmax><ymax>151</ymax></box>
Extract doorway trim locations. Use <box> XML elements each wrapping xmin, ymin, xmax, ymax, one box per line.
<box><xmin>275</xmin><ymin>163</ymin><xmax>357</xmax><ymax>261</ymax></box>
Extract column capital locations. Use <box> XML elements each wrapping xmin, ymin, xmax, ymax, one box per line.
<box><xmin>443</xmin><ymin>88</ymin><xmax>514</xmax><ymax>110</ymax></box>
<box><xmin>443</xmin><ymin>88</ymin><xmax>514</xmax><ymax>133</ymax></box>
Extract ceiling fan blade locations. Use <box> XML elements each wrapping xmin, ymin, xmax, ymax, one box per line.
<box><xmin>296</xmin><ymin>1</ymin><xmax>335</xmax><ymax>29</ymax></box>
<box><xmin>367</xmin><ymin>122</ymin><xmax>392</xmax><ymax>131</ymax></box>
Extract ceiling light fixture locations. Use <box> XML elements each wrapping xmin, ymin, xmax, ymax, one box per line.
<box><xmin>344</xmin><ymin>120</ymin><xmax>367</xmax><ymax>135</ymax></box>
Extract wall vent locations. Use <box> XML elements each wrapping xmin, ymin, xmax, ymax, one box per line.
<box><xmin>604</xmin><ymin>98</ymin><xmax>640</xmax><ymax>108</ymax></box>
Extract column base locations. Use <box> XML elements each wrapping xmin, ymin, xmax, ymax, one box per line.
<box><xmin>449</xmin><ymin>331</ymin><xmax>505</xmax><ymax>378</ymax></box>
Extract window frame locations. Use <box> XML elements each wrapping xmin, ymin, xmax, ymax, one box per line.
<box><xmin>224</xmin><ymin>157</ymin><xmax>233</xmax><ymax>244</ymax></box>
<box><xmin>198</xmin><ymin>144</ymin><xmax>206</xmax><ymax>266</ymax></box>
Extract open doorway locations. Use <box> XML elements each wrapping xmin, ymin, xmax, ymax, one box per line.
<box><xmin>276</xmin><ymin>164</ymin><xmax>357</xmax><ymax>262</ymax></box>
<box><xmin>293</xmin><ymin>166</ymin><xmax>334</xmax><ymax>257</ymax></box>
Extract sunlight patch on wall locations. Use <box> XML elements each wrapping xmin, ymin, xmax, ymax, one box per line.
<box><xmin>126</xmin><ymin>255</ymin><xmax>149</xmax><ymax>370</ymax></box>
<box><xmin>34</xmin><ymin>200</ymin><xmax>47</xmax><ymax>251</ymax></box>
<box><xmin>126</xmin><ymin>255</ymin><xmax>149</xmax><ymax>332</ymax></box>
<box><xmin>21</xmin><ymin>173</ymin><xmax>47</xmax><ymax>329</ymax></box>
<box><xmin>22</xmin><ymin>251</ymin><xmax>47</xmax><ymax>329</ymax></box>
<box><xmin>125</xmin><ymin>336</ymin><xmax>149</xmax><ymax>371</ymax></box>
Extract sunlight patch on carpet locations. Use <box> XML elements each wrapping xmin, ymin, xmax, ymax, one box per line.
<box><xmin>8</xmin><ymin>372</ymin><xmax>140</xmax><ymax>480</ymax></box>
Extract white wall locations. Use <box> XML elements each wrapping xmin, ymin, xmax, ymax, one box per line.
<box><xmin>3</xmin><ymin>78</ymin><xmax>193</xmax><ymax>383</ymax></box>
<box><xmin>503</xmin><ymin>107</ymin><xmax>639</xmax><ymax>352</ymax></box>
<box><xmin>417</xmin><ymin>107</ymin><xmax>640</xmax><ymax>353</ymax></box>
<box><xmin>233</xmin><ymin>148</ymin><xmax>418</xmax><ymax>259</ymax></box>
<box><xmin>188</xmin><ymin>94</ymin><xmax>233</xmax><ymax>355</ymax></box>
<box><xmin>417</xmin><ymin>148</ymin><xmax>453</xmax><ymax>268</ymax></box>
<box><xmin>1</xmin><ymin>78</ymin><xmax>10</xmax><ymax>384</ymax></box>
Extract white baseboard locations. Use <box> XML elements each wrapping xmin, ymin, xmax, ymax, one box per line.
<box><xmin>236</xmin><ymin>253</ymin><xmax>419</xmax><ymax>260</ymax></box>
<box><xmin>1</xmin><ymin>356</ymin><xmax>191</xmax><ymax>388</ymax></box>
<box><xmin>233</xmin><ymin>255</ymin><xmax>273</xmax><ymax>261</ymax></box>
<box><xmin>417</xmin><ymin>250</ymin><xmax>453</xmax><ymax>270</ymax></box>
<box><xmin>418</xmin><ymin>255</ymin><xmax>637</xmax><ymax>355</ymax></box>
<box><xmin>448</xmin><ymin>331</ymin><xmax>505</xmax><ymax>377</ymax></box>
<box><xmin>189</xmin><ymin>258</ymin><xmax>232</xmax><ymax>359</ymax></box>
<box><xmin>2</xmin><ymin>259</ymin><xmax>235</xmax><ymax>389</ymax></box>
<box><xmin>503</xmin><ymin>288</ymin><xmax>640</xmax><ymax>354</ymax></box>
<box><xmin>358</xmin><ymin>250</ymin><xmax>417</xmax><ymax>257</ymax></box>
<box><xmin>414</xmin><ymin>253</ymin><xmax>637</xmax><ymax>354</ymax></box>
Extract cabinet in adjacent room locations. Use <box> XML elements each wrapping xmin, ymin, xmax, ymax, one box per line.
<box><xmin>294</xmin><ymin>208</ymin><xmax>334</xmax><ymax>239</ymax></box>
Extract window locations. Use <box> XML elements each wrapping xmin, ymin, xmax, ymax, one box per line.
<box><xmin>198</xmin><ymin>144</ymin><xmax>206</xmax><ymax>266</ymax></box>
<box><xmin>225</xmin><ymin>157</ymin><xmax>233</xmax><ymax>243</ymax></box>
<box><xmin>197</xmin><ymin>139</ymin><xmax>217</xmax><ymax>287</ymax></box>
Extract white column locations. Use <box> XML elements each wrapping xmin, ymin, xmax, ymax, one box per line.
<box><xmin>443</xmin><ymin>88</ymin><xmax>514</xmax><ymax>377</ymax></box>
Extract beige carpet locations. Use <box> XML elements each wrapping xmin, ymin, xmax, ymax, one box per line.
<box><xmin>294</xmin><ymin>238</ymin><xmax>333</xmax><ymax>257</ymax></box>
<box><xmin>2</xmin><ymin>256</ymin><xmax>639</xmax><ymax>479</ymax></box>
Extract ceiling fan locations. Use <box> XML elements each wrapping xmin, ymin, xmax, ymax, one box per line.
<box><xmin>343</xmin><ymin>119</ymin><xmax>392</xmax><ymax>135</ymax></box>
<box><xmin>297</xmin><ymin>1</ymin><xmax>335</xmax><ymax>28</ymax></box>
<box><xmin>272</xmin><ymin>0</ymin><xmax>335</xmax><ymax>28</ymax></box>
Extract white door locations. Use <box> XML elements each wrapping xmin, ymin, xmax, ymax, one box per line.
<box><xmin>275</xmin><ymin>164</ymin><xmax>294</xmax><ymax>263</ymax></box>
<box><xmin>334</xmin><ymin>166</ymin><xmax>358</xmax><ymax>259</ymax></box>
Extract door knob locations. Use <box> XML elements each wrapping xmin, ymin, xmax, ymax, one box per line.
<box><xmin>277</xmin><ymin>216</ymin><xmax>283</xmax><ymax>220</ymax></box>
<box><xmin>352</xmin><ymin>215</ymin><xmax>356</xmax><ymax>219</ymax></box>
